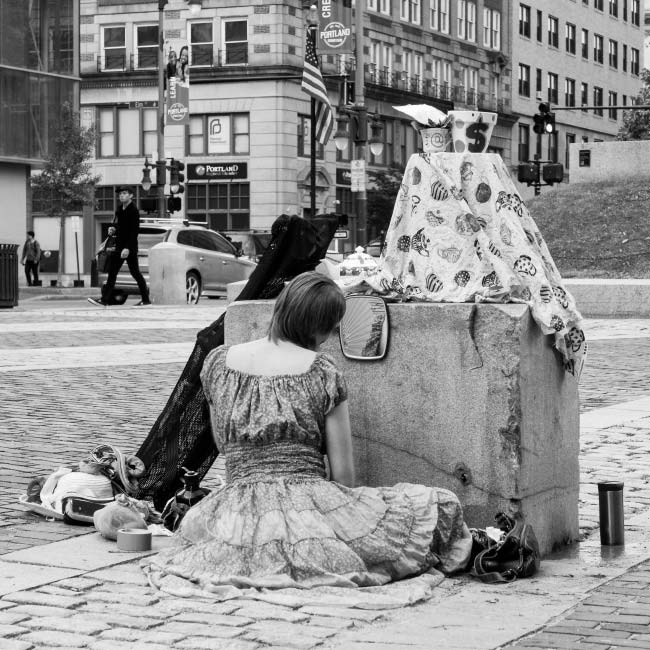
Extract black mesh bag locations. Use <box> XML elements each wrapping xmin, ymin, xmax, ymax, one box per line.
<box><xmin>134</xmin><ymin>214</ymin><xmax>338</xmax><ymax>510</ymax></box>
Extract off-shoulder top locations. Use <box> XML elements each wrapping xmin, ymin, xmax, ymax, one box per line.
<box><xmin>200</xmin><ymin>346</ymin><xmax>348</xmax><ymax>451</ymax></box>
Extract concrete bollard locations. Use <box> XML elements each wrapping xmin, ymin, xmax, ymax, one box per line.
<box><xmin>149</xmin><ymin>243</ymin><xmax>187</xmax><ymax>305</ymax></box>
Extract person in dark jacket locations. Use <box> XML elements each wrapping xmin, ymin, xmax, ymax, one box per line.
<box><xmin>21</xmin><ymin>230</ymin><xmax>41</xmax><ymax>286</ymax></box>
<box><xmin>88</xmin><ymin>186</ymin><xmax>151</xmax><ymax>307</ymax></box>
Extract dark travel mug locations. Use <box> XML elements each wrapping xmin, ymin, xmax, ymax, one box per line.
<box><xmin>598</xmin><ymin>481</ymin><xmax>624</xmax><ymax>546</ymax></box>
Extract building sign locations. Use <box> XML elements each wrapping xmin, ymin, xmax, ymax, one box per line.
<box><xmin>318</xmin><ymin>0</ymin><xmax>353</xmax><ymax>54</ymax></box>
<box><xmin>333</xmin><ymin>229</ymin><xmax>349</xmax><ymax>239</ymax></box>
<box><xmin>208</xmin><ymin>116</ymin><xmax>231</xmax><ymax>154</ymax></box>
<box><xmin>188</xmin><ymin>162</ymin><xmax>248</xmax><ymax>180</ymax></box>
<box><xmin>165</xmin><ymin>40</ymin><xmax>190</xmax><ymax>126</ymax></box>
<box><xmin>579</xmin><ymin>149</ymin><xmax>591</xmax><ymax>167</ymax></box>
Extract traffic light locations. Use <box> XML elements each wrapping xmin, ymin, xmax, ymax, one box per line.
<box><xmin>536</xmin><ymin>102</ymin><xmax>557</xmax><ymax>134</ymax></box>
<box><xmin>167</xmin><ymin>195</ymin><xmax>182</xmax><ymax>213</ymax></box>
<box><xmin>169</xmin><ymin>158</ymin><xmax>185</xmax><ymax>195</ymax></box>
<box><xmin>543</xmin><ymin>112</ymin><xmax>556</xmax><ymax>134</ymax></box>
<box><xmin>517</xmin><ymin>163</ymin><xmax>538</xmax><ymax>184</ymax></box>
<box><xmin>542</xmin><ymin>163</ymin><xmax>564</xmax><ymax>185</ymax></box>
<box><xmin>533</xmin><ymin>113</ymin><xmax>545</xmax><ymax>135</ymax></box>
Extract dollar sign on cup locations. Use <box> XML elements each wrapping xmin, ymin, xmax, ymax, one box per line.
<box><xmin>466</xmin><ymin>122</ymin><xmax>488</xmax><ymax>153</ymax></box>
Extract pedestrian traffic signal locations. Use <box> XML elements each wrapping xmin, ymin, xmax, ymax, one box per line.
<box><xmin>169</xmin><ymin>158</ymin><xmax>185</xmax><ymax>195</ymax></box>
<box><xmin>167</xmin><ymin>195</ymin><xmax>182</xmax><ymax>213</ymax></box>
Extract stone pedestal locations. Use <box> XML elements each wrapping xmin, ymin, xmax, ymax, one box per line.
<box><xmin>225</xmin><ymin>301</ymin><xmax>580</xmax><ymax>556</ymax></box>
<box><xmin>149</xmin><ymin>243</ymin><xmax>186</xmax><ymax>305</ymax></box>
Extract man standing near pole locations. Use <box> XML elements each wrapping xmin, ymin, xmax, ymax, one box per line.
<box><xmin>21</xmin><ymin>230</ymin><xmax>41</xmax><ymax>287</ymax></box>
<box><xmin>88</xmin><ymin>186</ymin><xmax>151</xmax><ymax>307</ymax></box>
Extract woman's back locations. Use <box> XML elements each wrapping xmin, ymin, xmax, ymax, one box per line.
<box><xmin>225</xmin><ymin>338</ymin><xmax>317</xmax><ymax>377</ymax></box>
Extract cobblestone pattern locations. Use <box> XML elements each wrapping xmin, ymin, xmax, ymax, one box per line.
<box><xmin>1</xmin><ymin>309</ymin><xmax>650</xmax><ymax>649</ymax></box>
<box><xmin>505</xmin><ymin>559</ymin><xmax>650</xmax><ymax>649</ymax></box>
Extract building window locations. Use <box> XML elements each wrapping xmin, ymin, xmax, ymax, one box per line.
<box><xmin>368</xmin><ymin>0</ymin><xmax>377</xmax><ymax>9</ymax></box>
<box><xmin>609</xmin><ymin>91</ymin><xmax>618</xmax><ymax>119</ymax></box>
<box><xmin>547</xmin><ymin>72</ymin><xmax>558</xmax><ymax>104</ymax></box>
<box><xmin>379</xmin><ymin>0</ymin><xmax>391</xmax><ymax>16</ymax></box>
<box><xmin>135</xmin><ymin>25</ymin><xmax>157</xmax><ymax>69</ymax></box>
<box><xmin>223</xmin><ymin>19</ymin><xmax>248</xmax><ymax>65</ymax></box>
<box><xmin>519</xmin><ymin>4</ymin><xmax>531</xmax><ymax>38</ymax></box>
<box><xmin>622</xmin><ymin>44</ymin><xmax>627</xmax><ymax>71</ymax></box>
<box><xmin>190</xmin><ymin>22</ymin><xmax>213</xmax><ymax>66</ymax></box>
<box><xmin>623</xmin><ymin>0</ymin><xmax>628</xmax><ymax>20</ymax></box>
<box><xmin>593</xmin><ymin>34</ymin><xmax>603</xmax><ymax>64</ymax></box>
<box><xmin>623</xmin><ymin>94</ymin><xmax>627</xmax><ymax>105</ymax></box>
<box><xmin>631</xmin><ymin>0</ymin><xmax>639</xmax><ymax>25</ymax></box>
<box><xmin>404</xmin><ymin>51</ymin><xmax>424</xmax><ymax>92</ymax></box>
<box><xmin>101</xmin><ymin>26</ymin><xmax>126</xmax><ymax>71</ymax></box>
<box><xmin>187</xmin><ymin>183</ymin><xmax>250</xmax><ymax>231</ymax></box>
<box><xmin>518</xmin><ymin>124</ymin><xmax>530</xmax><ymax>162</ymax></box>
<box><xmin>594</xmin><ymin>0</ymin><xmax>603</xmax><ymax>10</ymax></box>
<box><xmin>581</xmin><ymin>29</ymin><xmax>588</xmax><ymax>59</ymax></box>
<box><xmin>581</xmin><ymin>83</ymin><xmax>588</xmax><ymax>111</ymax></box>
<box><xmin>565</xmin><ymin>133</ymin><xmax>575</xmax><ymax>168</ymax></box>
<box><xmin>457</xmin><ymin>1</ymin><xmax>476</xmax><ymax>41</ymax></box>
<box><xmin>462</xmin><ymin>67</ymin><xmax>478</xmax><ymax>103</ymax></box>
<box><xmin>430</xmin><ymin>0</ymin><xmax>450</xmax><ymax>32</ymax></box>
<box><xmin>565</xmin><ymin>78</ymin><xmax>576</xmax><ymax>106</ymax></box>
<box><xmin>298</xmin><ymin>115</ymin><xmax>324</xmax><ymax>159</ymax></box>
<box><xmin>518</xmin><ymin>63</ymin><xmax>530</xmax><ymax>97</ymax></box>
<box><xmin>593</xmin><ymin>86</ymin><xmax>603</xmax><ymax>116</ymax></box>
<box><xmin>188</xmin><ymin>114</ymin><xmax>250</xmax><ymax>155</ymax></box>
<box><xmin>547</xmin><ymin>16</ymin><xmax>558</xmax><ymax>48</ymax></box>
<box><xmin>536</xmin><ymin>10</ymin><xmax>543</xmax><ymax>42</ymax></box>
<box><xmin>536</xmin><ymin>68</ymin><xmax>542</xmax><ymax>93</ymax></box>
<box><xmin>565</xmin><ymin>23</ymin><xmax>576</xmax><ymax>54</ymax></box>
<box><xmin>401</xmin><ymin>0</ymin><xmax>421</xmax><ymax>23</ymax></box>
<box><xmin>609</xmin><ymin>0</ymin><xmax>618</xmax><ymax>16</ymax></box>
<box><xmin>607</xmin><ymin>40</ymin><xmax>618</xmax><ymax>69</ymax></box>
<box><xmin>483</xmin><ymin>8</ymin><xmax>500</xmax><ymax>49</ymax></box>
<box><xmin>631</xmin><ymin>47</ymin><xmax>640</xmax><ymax>75</ymax></box>
<box><xmin>96</xmin><ymin>106</ymin><xmax>157</xmax><ymax>158</ymax></box>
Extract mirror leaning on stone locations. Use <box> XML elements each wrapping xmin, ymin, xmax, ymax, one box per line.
<box><xmin>339</xmin><ymin>295</ymin><xmax>389</xmax><ymax>361</ymax></box>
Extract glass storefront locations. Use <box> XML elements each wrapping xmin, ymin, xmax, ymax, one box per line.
<box><xmin>0</xmin><ymin>0</ymin><xmax>77</xmax><ymax>161</ymax></box>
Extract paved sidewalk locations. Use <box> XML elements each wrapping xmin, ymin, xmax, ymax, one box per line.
<box><xmin>1</xmin><ymin>303</ymin><xmax>650</xmax><ymax>649</ymax></box>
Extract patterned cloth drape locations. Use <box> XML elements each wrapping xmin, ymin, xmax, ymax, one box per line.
<box><xmin>364</xmin><ymin>152</ymin><xmax>586</xmax><ymax>378</ymax></box>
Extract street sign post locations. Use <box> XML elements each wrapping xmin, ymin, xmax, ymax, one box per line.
<box><xmin>350</xmin><ymin>159</ymin><xmax>365</xmax><ymax>193</ymax></box>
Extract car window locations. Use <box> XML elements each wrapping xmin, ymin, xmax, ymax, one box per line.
<box><xmin>176</xmin><ymin>230</ymin><xmax>195</xmax><ymax>247</ymax></box>
<box><xmin>138</xmin><ymin>228</ymin><xmax>168</xmax><ymax>250</ymax></box>
<box><xmin>192</xmin><ymin>230</ymin><xmax>218</xmax><ymax>251</ymax></box>
<box><xmin>206</xmin><ymin>231</ymin><xmax>236</xmax><ymax>254</ymax></box>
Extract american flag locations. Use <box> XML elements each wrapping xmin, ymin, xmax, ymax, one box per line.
<box><xmin>302</xmin><ymin>26</ymin><xmax>333</xmax><ymax>146</ymax></box>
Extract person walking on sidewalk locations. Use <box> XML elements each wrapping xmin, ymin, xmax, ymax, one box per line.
<box><xmin>21</xmin><ymin>230</ymin><xmax>41</xmax><ymax>286</ymax></box>
<box><xmin>88</xmin><ymin>186</ymin><xmax>151</xmax><ymax>307</ymax></box>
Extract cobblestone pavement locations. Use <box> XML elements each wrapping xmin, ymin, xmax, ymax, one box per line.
<box><xmin>1</xmin><ymin>302</ymin><xmax>650</xmax><ymax>649</ymax></box>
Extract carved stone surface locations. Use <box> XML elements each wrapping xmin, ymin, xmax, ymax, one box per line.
<box><xmin>225</xmin><ymin>300</ymin><xmax>580</xmax><ymax>555</ymax></box>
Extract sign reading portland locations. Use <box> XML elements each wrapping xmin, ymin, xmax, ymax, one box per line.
<box><xmin>318</xmin><ymin>0</ymin><xmax>353</xmax><ymax>54</ymax></box>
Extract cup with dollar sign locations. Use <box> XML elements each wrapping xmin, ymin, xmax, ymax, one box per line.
<box><xmin>448</xmin><ymin>111</ymin><xmax>497</xmax><ymax>153</ymax></box>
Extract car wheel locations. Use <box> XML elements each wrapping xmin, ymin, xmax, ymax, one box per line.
<box><xmin>186</xmin><ymin>272</ymin><xmax>201</xmax><ymax>304</ymax></box>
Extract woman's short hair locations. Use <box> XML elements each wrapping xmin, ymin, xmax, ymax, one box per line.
<box><xmin>269</xmin><ymin>271</ymin><xmax>346</xmax><ymax>350</ymax></box>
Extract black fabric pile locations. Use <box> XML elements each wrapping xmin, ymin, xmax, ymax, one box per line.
<box><xmin>134</xmin><ymin>214</ymin><xmax>338</xmax><ymax>510</ymax></box>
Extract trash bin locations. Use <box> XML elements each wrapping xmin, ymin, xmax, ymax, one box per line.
<box><xmin>0</xmin><ymin>243</ymin><xmax>19</xmax><ymax>308</ymax></box>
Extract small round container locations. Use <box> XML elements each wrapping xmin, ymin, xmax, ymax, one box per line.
<box><xmin>116</xmin><ymin>527</ymin><xmax>152</xmax><ymax>552</ymax></box>
<box><xmin>420</xmin><ymin>127</ymin><xmax>452</xmax><ymax>153</ymax></box>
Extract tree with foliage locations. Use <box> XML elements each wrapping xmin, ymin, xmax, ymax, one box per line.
<box><xmin>30</xmin><ymin>102</ymin><xmax>100</xmax><ymax>280</ymax></box>
<box><xmin>366</xmin><ymin>163</ymin><xmax>404</xmax><ymax>238</ymax></box>
<box><xmin>616</xmin><ymin>68</ymin><xmax>650</xmax><ymax>140</ymax></box>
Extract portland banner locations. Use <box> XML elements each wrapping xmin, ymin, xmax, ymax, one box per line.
<box><xmin>165</xmin><ymin>40</ymin><xmax>190</xmax><ymax>126</ymax></box>
<box><xmin>318</xmin><ymin>0</ymin><xmax>353</xmax><ymax>54</ymax></box>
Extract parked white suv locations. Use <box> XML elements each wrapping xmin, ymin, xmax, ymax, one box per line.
<box><xmin>97</xmin><ymin>221</ymin><xmax>257</xmax><ymax>304</ymax></box>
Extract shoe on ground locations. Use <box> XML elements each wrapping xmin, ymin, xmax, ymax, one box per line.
<box><xmin>87</xmin><ymin>297</ymin><xmax>106</xmax><ymax>307</ymax></box>
<box><xmin>133</xmin><ymin>300</ymin><xmax>152</xmax><ymax>307</ymax></box>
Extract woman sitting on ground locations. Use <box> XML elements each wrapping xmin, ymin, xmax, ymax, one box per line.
<box><xmin>142</xmin><ymin>272</ymin><xmax>472</xmax><ymax>596</ymax></box>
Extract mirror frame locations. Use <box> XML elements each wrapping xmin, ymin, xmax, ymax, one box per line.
<box><xmin>339</xmin><ymin>294</ymin><xmax>389</xmax><ymax>361</ymax></box>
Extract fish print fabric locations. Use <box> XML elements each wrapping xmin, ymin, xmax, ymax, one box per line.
<box><xmin>366</xmin><ymin>153</ymin><xmax>586</xmax><ymax>378</ymax></box>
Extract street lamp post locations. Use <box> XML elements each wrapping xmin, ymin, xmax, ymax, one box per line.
<box><xmin>332</xmin><ymin>2</ymin><xmax>383</xmax><ymax>250</ymax></box>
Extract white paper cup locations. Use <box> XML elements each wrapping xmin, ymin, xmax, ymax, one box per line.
<box><xmin>448</xmin><ymin>111</ymin><xmax>497</xmax><ymax>153</ymax></box>
<box><xmin>420</xmin><ymin>127</ymin><xmax>452</xmax><ymax>153</ymax></box>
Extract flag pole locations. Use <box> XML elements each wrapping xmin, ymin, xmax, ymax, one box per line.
<box><xmin>310</xmin><ymin>96</ymin><xmax>317</xmax><ymax>218</ymax></box>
